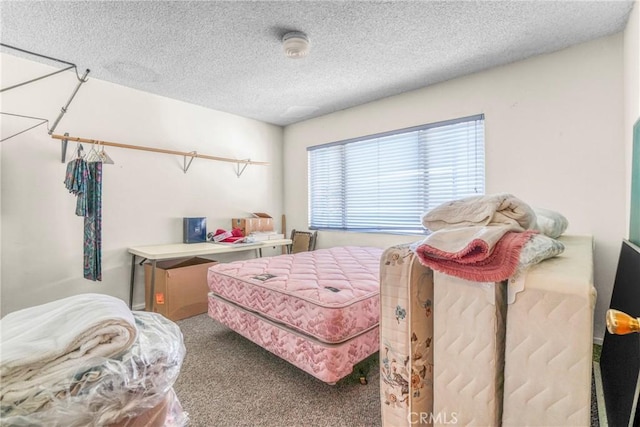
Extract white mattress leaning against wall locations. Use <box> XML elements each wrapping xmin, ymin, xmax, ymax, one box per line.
<box><xmin>379</xmin><ymin>193</ymin><xmax>596</xmax><ymax>427</ymax></box>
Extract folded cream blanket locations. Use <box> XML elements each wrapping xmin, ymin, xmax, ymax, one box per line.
<box><xmin>1</xmin><ymin>293</ymin><xmax>137</xmax><ymax>412</ymax></box>
<box><xmin>422</xmin><ymin>193</ymin><xmax>537</xmax><ymax>231</ymax></box>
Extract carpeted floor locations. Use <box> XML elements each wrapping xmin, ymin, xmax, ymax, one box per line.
<box><xmin>173</xmin><ymin>313</ymin><xmax>600</xmax><ymax>427</ymax></box>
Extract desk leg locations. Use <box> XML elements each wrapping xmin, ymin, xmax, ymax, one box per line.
<box><xmin>129</xmin><ymin>254</ymin><xmax>137</xmax><ymax>309</ymax></box>
<box><xmin>148</xmin><ymin>259</ymin><xmax>157</xmax><ymax>313</ymax></box>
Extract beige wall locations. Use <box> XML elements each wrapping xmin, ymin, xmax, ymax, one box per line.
<box><xmin>284</xmin><ymin>34</ymin><xmax>626</xmax><ymax>342</ymax></box>
<box><xmin>625</xmin><ymin>1</ymin><xmax>640</xmax><ymax>233</ymax></box>
<box><xmin>1</xmin><ymin>54</ymin><xmax>284</xmax><ymax>314</ymax></box>
<box><xmin>2</xmin><ymin>14</ymin><xmax>637</xmax><ymax>343</ymax></box>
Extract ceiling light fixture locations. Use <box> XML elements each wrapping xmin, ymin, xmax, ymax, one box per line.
<box><xmin>282</xmin><ymin>31</ymin><xmax>310</xmax><ymax>59</ymax></box>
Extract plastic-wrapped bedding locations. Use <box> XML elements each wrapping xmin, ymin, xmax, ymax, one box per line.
<box><xmin>1</xmin><ymin>311</ymin><xmax>187</xmax><ymax>427</ymax></box>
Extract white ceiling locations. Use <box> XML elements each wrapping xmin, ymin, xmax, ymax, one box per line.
<box><xmin>0</xmin><ymin>0</ymin><xmax>635</xmax><ymax>126</ymax></box>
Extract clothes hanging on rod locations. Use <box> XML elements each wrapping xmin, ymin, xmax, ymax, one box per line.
<box><xmin>64</xmin><ymin>146</ymin><xmax>89</xmax><ymax>216</ymax></box>
<box><xmin>83</xmin><ymin>161</ymin><xmax>102</xmax><ymax>281</ymax></box>
<box><xmin>64</xmin><ymin>144</ymin><xmax>102</xmax><ymax>281</ymax></box>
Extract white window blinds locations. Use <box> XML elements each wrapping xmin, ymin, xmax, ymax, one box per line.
<box><xmin>308</xmin><ymin>114</ymin><xmax>485</xmax><ymax>234</ymax></box>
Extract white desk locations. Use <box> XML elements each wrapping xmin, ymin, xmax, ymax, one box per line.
<box><xmin>128</xmin><ymin>239</ymin><xmax>292</xmax><ymax>308</ymax></box>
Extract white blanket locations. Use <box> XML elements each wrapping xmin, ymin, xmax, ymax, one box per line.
<box><xmin>421</xmin><ymin>193</ymin><xmax>537</xmax><ymax>232</ymax></box>
<box><xmin>1</xmin><ymin>293</ymin><xmax>137</xmax><ymax>410</ymax></box>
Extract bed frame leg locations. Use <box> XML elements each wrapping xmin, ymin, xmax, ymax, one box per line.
<box><xmin>358</xmin><ymin>368</ymin><xmax>368</xmax><ymax>385</ymax></box>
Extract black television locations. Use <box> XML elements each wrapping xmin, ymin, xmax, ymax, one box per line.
<box><xmin>600</xmin><ymin>240</ymin><xmax>640</xmax><ymax>427</ymax></box>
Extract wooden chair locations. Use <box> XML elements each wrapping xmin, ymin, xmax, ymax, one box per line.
<box><xmin>289</xmin><ymin>229</ymin><xmax>318</xmax><ymax>254</ymax></box>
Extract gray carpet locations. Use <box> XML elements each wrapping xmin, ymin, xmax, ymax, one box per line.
<box><xmin>173</xmin><ymin>313</ymin><xmax>599</xmax><ymax>427</ymax></box>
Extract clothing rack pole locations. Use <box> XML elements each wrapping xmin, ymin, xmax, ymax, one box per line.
<box><xmin>0</xmin><ymin>43</ymin><xmax>86</xmax><ymax>92</ymax></box>
<box><xmin>2</xmin><ymin>44</ymin><xmax>90</xmax><ymax>141</ymax></box>
<box><xmin>48</xmin><ymin>69</ymin><xmax>90</xmax><ymax>135</ymax></box>
<box><xmin>51</xmin><ymin>133</ymin><xmax>269</xmax><ymax>175</ymax></box>
<box><xmin>0</xmin><ymin>66</ymin><xmax>74</xmax><ymax>93</ymax></box>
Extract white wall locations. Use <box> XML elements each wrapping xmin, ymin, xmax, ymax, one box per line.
<box><xmin>625</xmin><ymin>1</ymin><xmax>640</xmax><ymax>233</ymax></box>
<box><xmin>284</xmin><ymin>34</ymin><xmax>626</xmax><ymax>342</ymax></box>
<box><xmin>2</xmin><ymin>23</ymin><xmax>635</xmax><ymax>342</ymax></box>
<box><xmin>1</xmin><ymin>54</ymin><xmax>283</xmax><ymax>315</ymax></box>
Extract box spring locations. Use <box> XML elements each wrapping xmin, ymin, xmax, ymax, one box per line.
<box><xmin>208</xmin><ymin>293</ymin><xmax>379</xmax><ymax>384</ymax></box>
<box><xmin>502</xmin><ymin>235</ymin><xmax>595</xmax><ymax>426</ymax></box>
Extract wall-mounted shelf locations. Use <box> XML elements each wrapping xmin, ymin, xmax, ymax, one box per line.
<box><xmin>52</xmin><ymin>133</ymin><xmax>269</xmax><ymax>177</ymax></box>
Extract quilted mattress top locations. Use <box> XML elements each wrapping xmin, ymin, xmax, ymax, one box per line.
<box><xmin>208</xmin><ymin>246</ymin><xmax>383</xmax><ymax>307</ymax></box>
<box><xmin>207</xmin><ymin>246</ymin><xmax>384</xmax><ymax>343</ymax></box>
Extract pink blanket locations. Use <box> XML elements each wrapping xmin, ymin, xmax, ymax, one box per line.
<box><xmin>415</xmin><ymin>193</ymin><xmax>539</xmax><ymax>282</ymax></box>
<box><xmin>415</xmin><ymin>229</ymin><xmax>537</xmax><ymax>282</ymax></box>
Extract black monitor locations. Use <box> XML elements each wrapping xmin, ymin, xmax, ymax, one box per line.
<box><xmin>600</xmin><ymin>240</ymin><xmax>640</xmax><ymax>427</ymax></box>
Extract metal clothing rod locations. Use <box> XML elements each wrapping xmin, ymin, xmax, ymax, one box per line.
<box><xmin>1</xmin><ymin>65</ymin><xmax>74</xmax><ymax>93</ymax></box>
<box><xmin>0</xmin><ymin>112</ymin><xmax>50</xmax><ymax>142</ymax></box>
<box><xmin>1</xmin><ymin>44</ymin><xmax>90</xmax><ymax>139</ymax></box>
<box><xmin>0</xmin><ymin>43</ymin><xmax>86</xmax><ymax>81</ymax></box>
<box><xmin>51</xmin><ymin>133</ymin><xmax>269</xmax><ymax>171</ymax></box>
<box><xmin>48</xmin><ymin>68</ymin><xmax>90</xmax><ymax>135</ymax></box>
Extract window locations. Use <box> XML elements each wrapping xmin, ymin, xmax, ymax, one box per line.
<box><xmin>308</xmin><ymin>114</ymin><xmax>485</xmax><ymax>234</ymax></box>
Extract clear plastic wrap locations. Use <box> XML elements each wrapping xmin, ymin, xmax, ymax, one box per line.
<box><xmin>1</xmin><ymin>311</ymin><xmax>187</xmax><ymax>427</ymax></box>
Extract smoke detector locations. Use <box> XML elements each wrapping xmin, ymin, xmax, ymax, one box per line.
<box><xmin>282</xmin><ymin>31</ymin><xmax>310</xmax><ymax>59</ymax></box>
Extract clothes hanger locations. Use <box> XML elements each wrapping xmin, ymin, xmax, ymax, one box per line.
<box><xmin>85</xmin><ymin>142</ymin><xmax>102</xmax><ymax>163</ymax></box>
<box><xmin>73</xmin><ymin>143</ymin><xmax>84</xmax><ymax>160</ymax></box>
<box><xmin>98</xmin><ymin>141</ymin><xmax>114</xmax><ymax>164</ymax></box>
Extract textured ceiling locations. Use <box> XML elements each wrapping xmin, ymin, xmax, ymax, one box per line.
<box><xmin>0</xmin><ymin>1</ymin><xmax>635</xmax><ymax>126</ymax></box>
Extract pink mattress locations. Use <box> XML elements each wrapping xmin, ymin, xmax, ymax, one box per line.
<box><xmin>208</xmin><ymin>294</ymin><xmax>379</xmax><ymax>384</ymax></box>
<box><xmin>207</xmin><ymin>246</ymin><xmax>383</xmax><ymax>384</ymax></box>
<box><xmin>207</xmin><ymin>246</ymin><xmax>383</xmax><ymax>343</ymax></box>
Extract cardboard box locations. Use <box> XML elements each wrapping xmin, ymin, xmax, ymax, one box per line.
<box><xmin>183</xmin><ymin>217</ymin><xmax>206</xmax><ymax>243</ymax></box>
<box><xmin>144</xmin><ymin>257</ymin><xmax>217</xmax><ymax>321</ymax></box>
<box><xmin>231</xmin><ymin>212</ymin><xmax>274</xmax><ymax>236</ymax></box>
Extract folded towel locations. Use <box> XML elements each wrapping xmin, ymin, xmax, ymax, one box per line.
<box><xmin>1</xmin><ymin>293</ymin><xmax>137</xmax><ymax>411</ymax></box>
<box><xmin>421</xmin><ymin>193</ymin><xmax>537</xmax><ymax>232</ymax></box>
<box><xmin>415</xmin><ymin>229</ymin><xmax>537</xmax><ymax>282</ymax></box>
<box><xmin>414</xmin><ymin>225</ymin><xmax>520</xmax><ymax>263</ymax></box>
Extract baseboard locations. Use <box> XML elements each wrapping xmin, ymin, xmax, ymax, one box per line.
<box><xmin>133</xmin><ymin>303</ymin><xmax>145</xmax><ymax>311</ymax></box>
<box><xmin>593</xmin><ymin>361</ymin><xmax>608</xmax><ymax>427</ymax></box>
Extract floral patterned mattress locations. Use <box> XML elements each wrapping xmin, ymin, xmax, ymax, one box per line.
<box><xmin>380</xmin><ymin>243</ymin><xmax>507</xmax><ymax>426</ymax></box>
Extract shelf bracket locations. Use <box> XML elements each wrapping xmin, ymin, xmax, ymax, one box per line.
<box><xmin>61</xmin><ymin>132</ymin><xmax>69</xmax><ymax>163</ymax></box>
<box><xmin>183</xmin><ymin>151</ymin><xmax>196</xmax><ymax>173</ymax></box>
<box><xmin>235</xmin><ymin>159</ymin><xmax>250</xmax><ymax>178</ymax></box>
